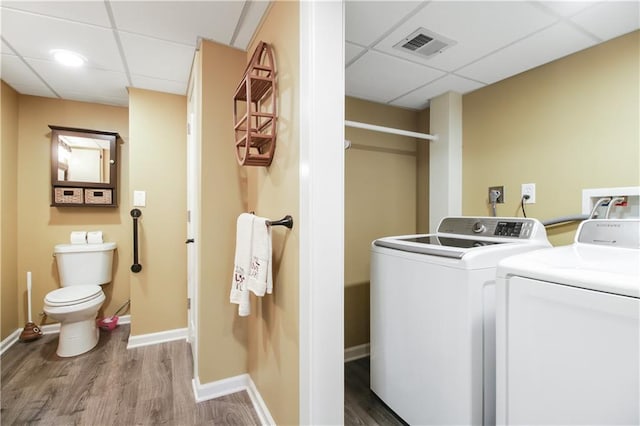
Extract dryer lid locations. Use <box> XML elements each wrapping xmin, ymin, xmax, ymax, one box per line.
<box><xmin>45</xmin><ymin>285</ymin><xmax>103</xmax><ymax>306</ymax></box>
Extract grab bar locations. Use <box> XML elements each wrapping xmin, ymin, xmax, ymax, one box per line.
<box><xmin>130</xmin><ymin>209</ymin><xmax>142</xmax><ymax>273</ymax></box>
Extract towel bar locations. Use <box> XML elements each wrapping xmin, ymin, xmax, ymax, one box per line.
<box><xmin>267</xmin><ymin>215</ymin><xmax>293</xmax><ymax>229</ymax></box>
<box><xmin>249</xmin><ymin>212</ymin><xmax>294</xmax><ymax>229</ymax></box>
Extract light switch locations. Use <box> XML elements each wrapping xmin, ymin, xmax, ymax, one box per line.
<box><xmin>133</xmin><ymin>190</ymin><xmax>146</xmax><ymax>207</ymax></box>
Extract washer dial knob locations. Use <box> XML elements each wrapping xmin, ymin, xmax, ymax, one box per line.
<box><xmin>472</xmin><ymin>222</ymin><xmax>486</xmax><ymax>233</ymax></box>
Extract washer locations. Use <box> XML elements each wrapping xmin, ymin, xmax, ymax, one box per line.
<box><xmin>496</xmin><ymin>219</ymin><xmax>640</xmax><ymax>425</ymax></box>
<box><xmin>370</xmin><ymin>216</ymin><xmax>550</xmax><ymax>425</ymax></box>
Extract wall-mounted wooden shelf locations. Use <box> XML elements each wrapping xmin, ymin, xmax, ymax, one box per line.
<box><xmin>233</xmin><ymin>41</ymin><xmax>277</xmax><ymax>167</ymax></box>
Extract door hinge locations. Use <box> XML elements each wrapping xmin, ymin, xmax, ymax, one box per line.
<box><xmin>187</xmin><ymin>209</ymin><xmax>191</xmax><ymax>223</ymax></box>
<box><xmin>187</xmin><ymin>298</ymin><xmax>191</xmax><ymax>310</ymax></box>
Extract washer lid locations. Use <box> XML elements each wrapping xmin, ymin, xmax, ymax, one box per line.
<box><xmin>45</xmin><ymin>285</ymin><xmax>103</xmax><ymax>306</ymax></box>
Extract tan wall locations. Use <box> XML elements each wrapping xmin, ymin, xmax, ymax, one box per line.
<box><xmin>15</xmin><ymin>96</ymin><xmax>130</xmax><ymax>328</ymax></box>
<box><xmin>1</xmin><ymin>82</ymin><xmax>20</xmax><ymax>339</ymax></box>
<box><xmin>196</xmin><ymin>41</ymin><xmax>248</xmax><ymax>382</ymax></box>
<box><xmin>463</xmin><ymin>31</ymin><xmax>640</xmax><ymax>246</ymax></box>
<box><xmin>128</xmin><ymin>88</ymin><xmax>187</xmax><ymax>335</ymax></box>
<box><xmin>344</xmin><ymin>97</ymin><xmax>421</xmax><ymax>348</ymax></box>
<box><xmin>244</xmin><ymin>2</ymin><xmax>300</xmax><ymax>424</ymax></box>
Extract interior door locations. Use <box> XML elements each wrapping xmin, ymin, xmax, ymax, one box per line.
<box><xmin>186</xmin><ymin>51</ymin><xmax>201</xmax><ymax>377</ymax></box>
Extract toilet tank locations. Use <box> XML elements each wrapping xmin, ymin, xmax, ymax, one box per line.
<box><xmin>54</xmin><ymin>242</ymin><xmax>117</xmax><ymax>286</ymax></box>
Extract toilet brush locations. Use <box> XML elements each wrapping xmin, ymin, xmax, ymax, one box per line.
<box><xmin>19</xmin><ymin>271</ymin><xmax>43</xmax><ymax>342</ymax></box>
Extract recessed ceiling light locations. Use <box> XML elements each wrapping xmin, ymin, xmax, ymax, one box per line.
<box><xmin>51</xmin><ymin>49</ymin><xmax>86</xmax><ymax>67</ymax></box>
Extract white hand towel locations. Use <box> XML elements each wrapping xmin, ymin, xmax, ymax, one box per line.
<box><xmin>230</xmin><ymin>213</ymin><xmax>254</xmax><ymax>316</ymax></box>
<box><xmin>247</xmin><ymin>216</ymin><xmax>273</xmax><ymax>297</ymax></box>
<box><xmin>70</xmin><ymin>231</ymin><xmax>87</xmax><ymax>244</ymax></box>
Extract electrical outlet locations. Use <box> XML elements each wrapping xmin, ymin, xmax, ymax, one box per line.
<box><xmin>521</xmin><ymin>183</ymin><xmax>536</xmax><ymax>204</ymax></box>
<box><xmin>488</xmin><ymin>186</ymin><xmax>504</xmax><ymax>204</ymax></box>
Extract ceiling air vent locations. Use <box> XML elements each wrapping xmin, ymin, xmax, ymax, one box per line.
<box><xmin>393</xmin><ymin>28</ymin><xmax>456</xmax><ymax>59</ymax></box>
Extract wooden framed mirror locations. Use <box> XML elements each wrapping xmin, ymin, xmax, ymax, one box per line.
<box><xmin>50</xmin><ymin>125</ymin><xmax>119</xmax><ymax>207</ymax></box>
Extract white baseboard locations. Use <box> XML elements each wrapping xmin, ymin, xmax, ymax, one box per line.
<box><xmin>344</xmin><ymin>343</ymin><xmax>370</xmax><ymax>362</ymax></box>
<box><xmin>192</xmin><ymin>374</ymin><xmax>276</xmax><ymax>425</ymax></box>
<box><xmin>39</xmin><ymin>314</ymin><xmax>132</xmax><ymax>335</ymax></box>
<box><xmin>245</xmin><ymin>376</ymin><xmax>277</xmax><ymax>425</ymax></box>
<box><xmin>127</xmin><ymin>326</ymin><xmax>187</xmax><ymax>349</ymax></box>
<box><xmin>0</xmin><ymin>315</ymin><xmax>133</xmax><ymax>355</ymax></box>
<box><xmin>0</xmin><ymin>328</ymin><xmax>22</xmax><ymax>356</ymax></box>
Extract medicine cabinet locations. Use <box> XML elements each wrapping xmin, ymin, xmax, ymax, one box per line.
<box><xmin>50</xmin><ymin>125</ymin><xmax>119</xmax><ymax>207</ymax></box>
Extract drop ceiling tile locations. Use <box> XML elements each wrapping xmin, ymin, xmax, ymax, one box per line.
<box><xmin>456</xmin><ymin>22</ymin><xmax>596</xmax><ymax>85</ymax></box>
<box><xmin>346</xmin><ymin>1</ymin><xmax>422</xmax><ymax>46</ymax></box>
<box><xmin>390</xmin><ymin>74</ymin><xmax>485</xmax><ymax>110</ymax></box>
<box><xmin>131</xmin><ymin>74</ymin><xmax>188</xmax><ymax>97</ymax></box>
<box><xmin>571</xmin><ymin>1</ymin><xmax>640</xmax><ymax>41</ymax></box>
<box><xmin>1</xmin><ymin>40</ymin><xmax>14</xmax><ymax>55</ymax></box>
<box><xmin>1</xmin><ymin>8</ymin><xmax>124</xmax><ymax>72</ymax></box>
<box><xmin>110</xmin><ymin>1</ymin><xmax>245</xmax><ymax>47</ymax></box>
<box><xmin>25</xmin><ymin>57</ymin><xmax>129</xmax><ymax>101</ymax></box>
<box><xmin>119</xmin><ymin>32</ymin><xmax>194</xmax><ymax>83</ymax></box>
<box><xmin>375</xmin><ymin>1</ymin><xmax>557</xmax><ymax>72</ymax></box>
<box><xmin>538</xmin><ymin>1</ymin><xmax>597</xmax><ymax>17</ymax></box>
<box><xmin>346</xmin><ymin>50</ymin><xmax>445</xmax><ymax>104</ymax></box>
<box><xmin>232</xmin><ymin>1</ymin><xmax>271</xmax><ymax>50</ymax></box>
<box><xmin>60</xmin><ymin>92</ymin><xmax>129</xmax><ymax>108</ymax></box>
<box><xmin>0</xmin><ymin>53</ymin><xmax>57</xmax><ymax>97</ymax></box>
<box><xmin>1</xmin><ymin>1</ymin><xmax>111</xmax><ymax>27</ymax></box>
<box><xmin>346</xmin><ymin>42</ymin><xmax>365</xmax><ymax>64</ymax></box>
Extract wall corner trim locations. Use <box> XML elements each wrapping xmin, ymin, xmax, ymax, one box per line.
<box><xmin>192</xmin><ymin>374</ymin><xmax>276</xmax><ymax>425</ymax></box>
<box><xmin>126</xmin><ymin>324</ymin><xmax>186</xmax><ymax>349</ymax></box>
<box><xmin>344</xmin><ymin>343</ymin><xmax>370</xmax><ymax>363</ymax></box>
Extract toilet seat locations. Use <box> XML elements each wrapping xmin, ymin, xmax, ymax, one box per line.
<box><xmin>45</xmin><ymin>285</ymin><xmax>103</xmax><ymax>307</ymax></box>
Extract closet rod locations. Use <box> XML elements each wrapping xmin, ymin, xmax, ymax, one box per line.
<box><xmin>345</xmin><ymin>120</ymin><xmax>438</xmax><ymax>141</ymax></box>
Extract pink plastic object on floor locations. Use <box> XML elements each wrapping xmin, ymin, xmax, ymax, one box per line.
<box><xmin>97</xmin><ymin>315</ymin><xmax>119</xmax><ymax>331</ymax></box>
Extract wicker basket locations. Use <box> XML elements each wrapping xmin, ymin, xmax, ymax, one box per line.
<box><xmin>54</xmin><ymin>187</ymin><xmax>83</xmax><ymax>204</ymax></box>
<box><xmin>85</xmin><ymin>189</ymin><xmax>112</xmax><ymax>205</ymax></box>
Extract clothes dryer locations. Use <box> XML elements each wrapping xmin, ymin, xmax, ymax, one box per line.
<box><xmin>496</xmin><ymin>219</ymin><xmax>640</xmax><ymax>425</ymax></box>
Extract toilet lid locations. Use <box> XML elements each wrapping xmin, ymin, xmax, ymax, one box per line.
<box><xmin>45</xmin><ymin>285</ymin><xmax>103</xmax><ymax>307</ymax></box>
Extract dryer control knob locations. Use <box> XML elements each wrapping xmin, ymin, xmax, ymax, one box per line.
<box><xmin>472</xmin><ymin>222</ymin><xmax>486</xmax><ymax>233</ymax></box>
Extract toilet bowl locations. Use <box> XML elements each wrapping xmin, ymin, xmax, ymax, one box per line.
<box><xmin>44</xmin><ymin>286</ymin><xmax>106</xmax><ymax>357</ymax></box>
<box><xmin>44</xmin><ymin>242</ymin><xmax>116</xmax><ymax>357</ymax></box>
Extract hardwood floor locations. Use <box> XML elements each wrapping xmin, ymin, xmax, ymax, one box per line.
<box><xmin>3</xmin><ymin>325</ymin><xmax>403</xmax><ymax>425</ymax></box>
<box><xmin>344</xmin><ymin>357</ymin><xmax>408</xmax><ymax>426</ymax></box>
<box><xmin>1</xmin><ymin>325</ymin><xmax>260</xmax><ymax>425</ymax></box>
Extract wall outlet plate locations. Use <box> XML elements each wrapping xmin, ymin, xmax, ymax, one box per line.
<box><xmin>521</xmin><ymin>183</ymin><xmax>536</xmax><ymax>204</ymax></box>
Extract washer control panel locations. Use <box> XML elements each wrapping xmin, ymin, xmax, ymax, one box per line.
<box><xmin>438</xmin><ymin>217</ymin><xmax>540</xmax><ymax>240</ymax></box>
<box><xmin>494</xmin><ymin>221</ymin><xmax>527</xmax><ymax>237</ymax></box>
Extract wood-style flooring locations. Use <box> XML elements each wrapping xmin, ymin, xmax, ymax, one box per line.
<box><xmin>1</xmin><ymin>324</ymin><xmax>260</xmax><ymax>425</ymax></box>
<box><xmin>344</xmin><ymin>357</ymin><xmax>407</xmax><ymax>426</ymax></box>
<box><xmin>2</xmin><ymin>324</ymin><xmax>403</xmax><ymax>425</ymax></box>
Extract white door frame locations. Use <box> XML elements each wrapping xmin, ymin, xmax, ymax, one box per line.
<box><xmin>299</xmin><ymin>1</ymin><xmax>345</xmax><ymax>424</ymax></box>
<box><xmin>186</xmin><ymin>50</ymin><xmax>201</xmax><ymax>379</ymax></box>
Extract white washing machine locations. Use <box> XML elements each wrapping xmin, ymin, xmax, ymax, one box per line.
<box><xmin>370</xmin><ymin>216</ymin><xmax>550</xmax><ymax>425</ymax></box>
<box><xmin>496</xmin><ymin>219</ymin><xmax>640</xmax><ymax>426</ymax></box>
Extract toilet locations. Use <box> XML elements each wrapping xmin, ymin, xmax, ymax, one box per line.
<box><xmin>44</xmin><ymin>241</ymin><xmax>116</xmax><ymax>357</ymax></box>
